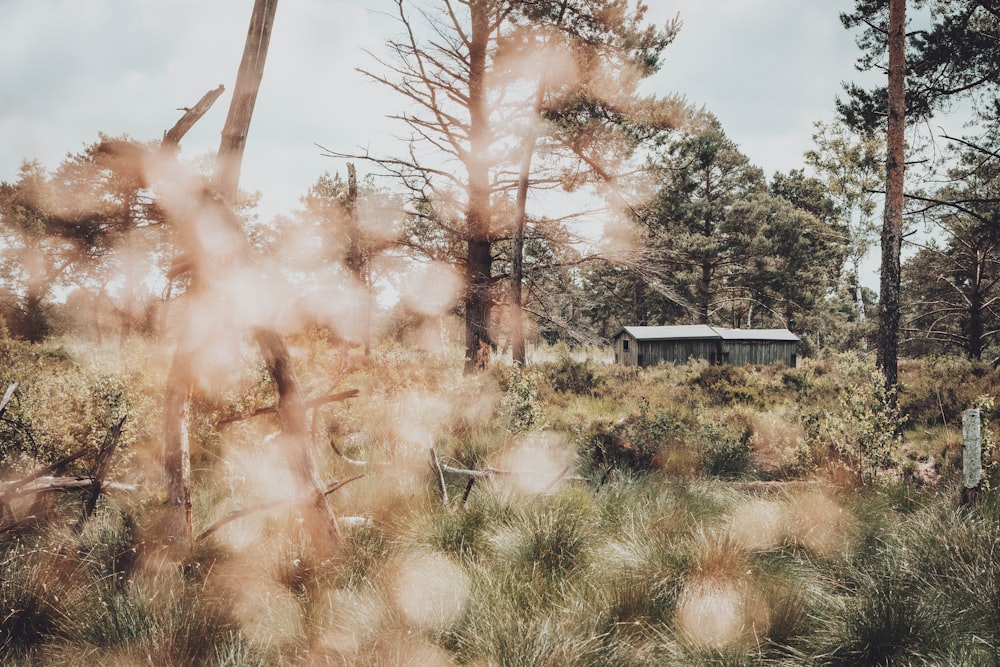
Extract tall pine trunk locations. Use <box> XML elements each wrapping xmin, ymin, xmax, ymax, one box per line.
<box><xmin>511</xmin><ymin>82</ymin><xmax>547</xmax><ymax>366</ymax></box>
<box><xmin>698</xmin><ymin>262</ymin><xmax>712</xmax><ymax>324</ymax></box>
<box><xmin>969</xmin><ymin>255</ymin><xmax>984</xmax><ymax>360</ymax></box>
<box><xmin>876</xmin><ymin>0</ymin><xmax>906</xmax><ymax>394</ymax></box>
<box><xmin>464</xmin><ymin>0</ymin><xmax>494</xmax><ymax>374</ymax></box>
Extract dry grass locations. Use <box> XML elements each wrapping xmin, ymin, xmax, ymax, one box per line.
<box><xmin>2</xmin><ymin>340</ymin><xmax>999</xmax><ymax>663</ymax></box>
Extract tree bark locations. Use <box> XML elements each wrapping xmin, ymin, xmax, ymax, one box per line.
<box><xmin>877</xmin><ymin>0</ymin><xmax>906</xmax><ymax>395</ymax></box>
<box><xmin>463</xmin><ymin>0</ymin><xmax>494</xmax><ymax>374</ymax></box>
<box><xmin>162</xmin><ymin>349</ymin><xmax>194</xmax><ymax>549</ymax></box>
<box><xmin>510</xmin><ymin>82</ymin><xmax>547</xmax><ymax>366</ymax></box>
<box><xmin>346</xmin><ymin>163</ymin><xmax>371</xmax><ymax>358</ymax></box>
<box><xmin>81</xmin><ymin>415</ymin><xmax>127</xmax><ymax>524</ymax></box>
<box><xmin>253</xmin><ymin>328</ymin><xmax>340</xmax><ymax>553</ymax></box>
<box><xmin>969</xmin><ymin>269</ymin><xmax>984</xmax><ymax>360</ymax></box>
<box><xmin>213</xmin><ymin>0</ymin><xmax>278</xmax><ymax>202</ymax></box>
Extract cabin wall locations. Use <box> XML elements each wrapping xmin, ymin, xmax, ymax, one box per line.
<box><xmin>639</xmin><ymin>339</ymin><xmax>721</xmax><ymax>367</ymax></box>
<box><xmin>613</xmin><ymin>336</ymin><xmax>799</xmax><ymax>368</ymax></box>
<box><xmin>721</xmin><ymin>341</ymin><xmax>797</xmax><ymax>367</ymax></box>
<box><xmin>614</xmin><ymin>334</ymin><xmax>640</xmax><ymax>366</ymax></box>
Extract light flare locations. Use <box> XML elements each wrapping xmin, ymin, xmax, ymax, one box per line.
<box><xmin>674</xmin><ymin>577</ymin><xmax>747</xmax><ymax>649</ymax></box>
<box><xmin>497</xmin><ymin>431</ymin><xmax>575</xmax><ymax>495</ymax></box>
<box><xmin>727</xmin><ymin>498</ymin><xmax>784</xmax><ymax>552</ymax></box>
<box><xmin>400</xmin><ymin>261</ymin><xmax>462</xmax><ymax>317</ymax></box>
<box><xmin>784</xmin><ymin>489</ymin><xmax>855</xmax><ymax>558</ymax></box>
<box><xmin>390</xmin><ymin>551</ymin><xmax>470</xmax><ymax>631</ymax></box>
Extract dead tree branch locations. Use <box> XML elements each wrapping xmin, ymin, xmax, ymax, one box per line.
<box><xmin>1</xmin><ymin>447</ymin><xmax>89</xmax><ymax>498</ymax></box>
<box><xmin>0</xmin><ymin>382</ymin><xmax>17</xmax><ymax>419</ymax></box>
<box><xmin>81</xmin><ymin>415</ymin><xmax>128</xmax><ymax>522</ymax></box>
<box><xmin>217</xmin><ymin>389</ymin><xmax>360</xmax><ymax>426</ymax></box>
<box><xmin>162</xmin><ymin>85</ymin><xmax>225</xmax><ymax>149</ymax></box>
<box><xmin>195</xmin><ymin>473</ymin><xmax>365</xmax><ymax>543</ymax></box>
<box><xmin>0</xmin><ymin>477</ymin><xmax>138</xmax><ymax>498</ymax></box>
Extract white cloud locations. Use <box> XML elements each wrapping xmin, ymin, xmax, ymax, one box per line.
<box><xmin>0</xmin><ymin>0</ymin><xmax>899</xmax><ymax>249</ymax></box>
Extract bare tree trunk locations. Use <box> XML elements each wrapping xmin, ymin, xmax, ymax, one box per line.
<box><xmin>156</xmin><ymin>0</ymin><xmax>338</xmax><ymax>556</ymax></box>
<box><xmin>155</xmin><ymin>0</ymin><xmax>280</xmax><ymax>556</ymax></box>
<box><xmin>346</xmin><ymin>163</ymin><xmax>371</xmax><ymax>358</ymax></box>
<box><xmin>877</xmin><ymin>0</ymin><xmax>906</xmax><ymax>396</ymax></box>
<box><xmin>119</xmin><ymin>221</ymin><xmax>134</xmax><ymax>351</ymax></box>
<box><xmin>253</xmin><ymin>329</ymin><xmax>340</xmax><ymax>552</ymax></box>
<box><xmin>510</xmin><ymin>145</ymin><xmax>531</xmax><ymax>366</ymax></box>
<box><xmin>511</xmin><ymin>82</ymin><xmax>547</xmax><ymax>367</ymax></box>
<box><xmin>464</xmin><ymin>0</ymin><xmax>494</xmax><ymax>374</ymax></box>
<box><xmin>969</xmin><ymin>274</ymin><xmax>984</xmax><ymax>360</ymax></box>
<box><xmin>157</xmin><ymin>87</ymin><xmax>229</xmax><ymax>554</ymax></box>
<box><xmin>852</xmin><ymin>258</ymin><xmax>868</xmax><ymax>352</ymax></box>
<box><xmin>210</xmin><ymin>0</ymin><xmax>339</xmax><ymax>554</ymax></box>
<box><xmin>162</xmin><ymin>349</ymin><xmax>193</xmax><ymax>550</ymax></box>
<box><xmin>214</xmin><ymin>0</ymin><xmax>278</xmax><ymax>202</ymax></box>
<box><xmin>853</xmin><ymin>259</ymin><xmax>867</xmax><ymax>324</ymax></box>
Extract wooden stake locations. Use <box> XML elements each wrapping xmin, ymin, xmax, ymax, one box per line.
<box><xmin>961</xmin><ymin>407</ymin><xmax>983</xmax><ymax>506</ymax></box>
<box><xmin>429</xmin><ymin>446</ymin><xmax>449</xmax><ymax>505</ymax></box>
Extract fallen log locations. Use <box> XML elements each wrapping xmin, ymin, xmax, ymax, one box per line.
<box><xmin>0</xmin><ymin>476</ymin><xmax>139</xmax><ymax>536</ymax></box>
<box><xmin>1</xmin><ymin>447</ymin><xmax>90</xmax><ymax>498</ymax></box>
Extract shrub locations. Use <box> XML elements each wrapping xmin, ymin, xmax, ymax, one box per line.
<box><xmin>749</xmin><ymin>409</ymin><xmax>817</xmax><ymax>479</ymax></box>
<box><xmin>0</xmin><ymin>363</ymin><xmax>135</xmax><ymax>477</ymax></box>
<box><xmin>497</xmin><ymin>366</ymin><xmax>546</xmax><ymax>434</ymax></box>
<box><xmin>899</xmin><ymin>355</ymin><xmax>1000</xmax><ymax>427</ymax></box>
<box><xmin>697</xmin><ymin>413</ymin><xmax>753</xmax><ymax>479</ymax></box>
<box><xmin>808</xmin><ymin>359</ymin><xmax>905</xmax><ymax>485</ymax></box>
<box><xmin>540</xmin><ymin>348</ymin><xmax>604</xmax><ymax>396</ymax></box>
<box><xmin>689</xmin><ymin>363</ymin><xmax>780</xmax><ymax>408</ymax></box>
<box><xmin>583</xmin><ymin>400</ymin><xmax>691</xmax><ymax>475</ymax></box>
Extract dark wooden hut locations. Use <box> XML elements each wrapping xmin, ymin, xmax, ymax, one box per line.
<box><xmin>611</xmin><ymin>325</ymin><xmax>799</xmax><ymax>368</ymax></box>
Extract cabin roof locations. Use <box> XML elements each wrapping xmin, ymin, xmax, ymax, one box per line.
<box><xmin>612</xmin><ymin>325</ymin><xmax>799</xmax><ymax>343</ymax></box>
<box><xmin>715</xmin><ymin>328</ymin><xmax>800</xmax><ymax>342</ymax></box>
<box><xmin>614</xmin><ymin>325</ymin><xmax>718</xmax><ymax>340</ymax></box>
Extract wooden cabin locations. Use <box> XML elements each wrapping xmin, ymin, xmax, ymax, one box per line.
<box><xmin>611</xmin><ymin>325</ymin><xmax>799</xmax><ymax>368</ymax></box>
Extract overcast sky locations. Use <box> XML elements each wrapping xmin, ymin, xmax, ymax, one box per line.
<box><xmin>1</xmin><ymin>0</ymin><xmax>881</xmax><ymax>231</ymax></box>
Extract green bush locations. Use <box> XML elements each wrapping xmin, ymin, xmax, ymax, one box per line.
<box><xmin>583</xmin><ymin>399</ymin><xmax>691</xmax><ymax>475</ymax></box>
<box><xmin>498</xmin><ymin>366</ymin><xmax>546</xmax><ymax>433</ymax></box>
<box><xmin>690</xmin><ymin>363</ymin><xmax>776</xmax><ymax>407</ymax></box>
<box><xmin>899</xmin><ymin>355</ymin><xmax>1000</xmax><ymax>427</ymax></box>
<box><xmin>540</xmin><ymin>348</ymin><xmax>605</xmax><ymax>396</ymax></box>
<box><xmin>698</xmin><ymin>414</ymin><xmax>753</xmax><ymax>479</ymax></box>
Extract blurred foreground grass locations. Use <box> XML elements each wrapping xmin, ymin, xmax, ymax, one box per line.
<box><xmin>2</xmin><ymin>336</ymin><xmax>999</xmax><ymax>665</ymax></box>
